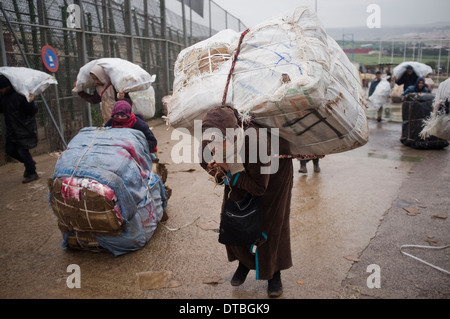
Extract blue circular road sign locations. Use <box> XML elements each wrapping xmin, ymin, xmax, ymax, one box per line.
<box><xmin>41</xmin><ymin>45</ymin><xmax>59</xmax><ymax>73</ymax></box>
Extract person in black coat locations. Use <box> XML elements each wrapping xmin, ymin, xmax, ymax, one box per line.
<box><xmin>0</xmin><ymin>74</ymin><xmax>39</xmax><ymax>183</ymax></box>
<box><xmin>104</xmin><ymin>100</ymin><xmax>157</xmax><ymax>153</ymax></box>
<box><xmin>395</xmin><ymin>65</ymin><xmax>419</xmax><ymax>92</ymax></box>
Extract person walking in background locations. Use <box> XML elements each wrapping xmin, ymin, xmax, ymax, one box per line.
<box><xmin>298</xmin><ymin>157</ymin><xmax>320</xmax><ymax>173</ymax></box>
<box><xmin>75</xmin><ymin>65</ymin><xmax>132</xmax><ymax>124</ymax></box>
<box><xmin>0</xmin><ymin>74</ymin><xmax>39</xmax><ymax>183</ymax></box>
<box><xmin>368</xmin><ymin>71</ymin><xmax>384</xmax><ymax>122</ymax></box>
<box><xmin>200</xmin><ymin>105</ymin><xmax>293</xmax><ymax>298</ymax></box>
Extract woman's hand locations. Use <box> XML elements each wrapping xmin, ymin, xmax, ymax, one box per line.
<box><xmin>206</xmin><ymin>161</ymin><xmax>226</xmax><ymax>180</ymax></box>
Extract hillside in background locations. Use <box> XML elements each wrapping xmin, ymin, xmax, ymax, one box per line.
<box><xmin>327</xmin><ymin>21</ymin><xmax>450</xmax><ymax>41</ymax></box>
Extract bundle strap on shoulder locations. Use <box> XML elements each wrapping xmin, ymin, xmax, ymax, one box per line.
<box><xmin>100</xmin><ymin>82</ymin><xmax>112</xmax><ymax>98</ymax></box>
<box><xmin>250</xmin><ymin>232</ymin><xmax>268</xmax><ymax>280</ymax></box>
<box><xmin>222</xmin><ymin>28</ymin><xmax>250</xmax><ymax>106</ymax></box>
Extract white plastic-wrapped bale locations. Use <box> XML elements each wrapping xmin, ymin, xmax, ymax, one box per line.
<box><xmin>368</xmin><ymin>78</ymin><xmax>391</xmax><ymax>111</ymax></box>
<box><xmin>393</xmin><ymin>61</ymin><xmax>432</xmax><ymax>79</ymax></box>
<box><xmin>167</xmin><ymin>29</ymin><xmax>238</xmax><ymax>127</ymax></box>
<box><xmin>72</xmin><ymin>58</ymin><xmax>156</xmax><ymax>95</ymax></box>
<box><xmin>167</xmin><ymin>6</ymin><xmax>368</xmax><ymax>155</ymax></box>
<box><xmin>420</xmin><ymin>78</ymin><xmax>450</xmax><ymax>140</ymax></box>
<box><xmin>73</xmin><ymin>58</ymin><xmax>157</xmax><ymax>120</ymax></box>
<box><xmin>0</xmin><ymin>66</ymin><xmax>57</xmax><ymax>102</ymax></box>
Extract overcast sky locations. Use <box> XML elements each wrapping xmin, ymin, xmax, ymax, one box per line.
<box><xmin>211</xmin><ymin>0</ymin><xmax>450</xmax><ymax>29</ymax></box>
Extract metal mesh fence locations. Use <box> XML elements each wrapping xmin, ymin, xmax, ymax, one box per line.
<box><xmin>0</xmin><ymin>0</ymin><xmax>247</xmax><ymax>164</ymax></box>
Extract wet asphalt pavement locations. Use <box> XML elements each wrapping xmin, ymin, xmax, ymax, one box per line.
<box><xmin>0</xmin><ymin>102</ymin><xmax>449</xmax><ymax>307</ymax></box>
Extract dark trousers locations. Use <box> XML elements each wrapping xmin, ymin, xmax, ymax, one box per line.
<box><xmin>5</xmin><ymin>140</ymin><xmax>36</xmax><ymax>175</ymax></box>
<box><xmin>300</xmin><ymin>158</ymin><xmax>319</xmax><ymax>166</ymax></box>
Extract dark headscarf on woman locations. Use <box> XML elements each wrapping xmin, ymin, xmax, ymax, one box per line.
<box><xmin>110</xmin><ymin>101</ymin><xmax>137</xmax><ymax>128</ymax></box>
<box><xmin>414</xmin><ymin>77</ymin><xmax>428</xmax><ymax>92</ymax></box>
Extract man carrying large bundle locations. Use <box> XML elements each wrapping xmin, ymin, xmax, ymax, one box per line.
<box><xmin>0</xmin><ymin>74</ymin><xmax>39</xmax><ymax>183</ymax></box>
<box><xmin>0</xmin><ymin>66</ymin><xmax>58</xmax><ymax>183</ymax></box>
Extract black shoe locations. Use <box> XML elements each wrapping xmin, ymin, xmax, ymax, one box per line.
<box><xmin>24</xmin><ymin>161</ymin><xmax>36</xmax><ymax>177</ymax></box>
<box><xmin>267</xmin><ymin>271</ymin><xmax>283</xmax><ymax>298</ymax></box>
<box><xmin>22</xmin><ymin>173</ymin><xmax>39</xmax><ymax>184</ymax></box>
<box><xmin>230</xmin><ymin>263</ymin><xmax>250</xmax><ymax>286</ymax></box>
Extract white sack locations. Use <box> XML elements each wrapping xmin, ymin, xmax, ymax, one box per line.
<box><xmin>167</xmin><ymin>7</ymin><xmax>368</xmax><ymax>155</ymax></box>
<box><xmin>393</xmin><ymin>61</ymin><xmax>432</xmax><ymax>79</ymax></box>
<box><xmin>0</xmin><ymin>66</ymin><xmax>57</xmax><ymax>102</ymax></box>
<box><xmin>72</xmin><ymin>58</ymin><xmax>155</xmax><ymax>94</ymax></box>
<box><xmin>420</xmin><ymin>78</ymin><xmax>450</xmax><ymax>140</ymax></box>
<box><xmin>368</xmin><ymin>78</ymin><xmax>391</xmax><ymax>110</ymax></box>
<box><xmin>167</xmin><ymin>29</ymin><xmax>239</xmax><ymax>127</ymax></box>
<box><xmin>129</xmin><ymin>86</ymin><xmax>156</xmax><ymax>120</ymax></box>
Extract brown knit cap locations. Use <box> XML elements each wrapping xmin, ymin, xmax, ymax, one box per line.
<box><xmin>201</xmin><ymin>105</ymin><xmax>241</xmax><ymax>136</ymax></box>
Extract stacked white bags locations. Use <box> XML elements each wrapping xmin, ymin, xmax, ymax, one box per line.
<box><xmin>167</xmin><ymin>6</ymin><xmax>368</xmax><ymax>155</ymax></box>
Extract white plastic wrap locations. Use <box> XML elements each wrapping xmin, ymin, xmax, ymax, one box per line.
<box><xmin>368</xmin><ymin>78</ymin><xmax>391</xmax><ymax>110</ymax></box>
<box><xmin>420</xmin><ymin>78</ymin><xmax>450</xmax><ymax>140</ymax></box>
<box><xmin>167</xmin><ymin>29</ymin><xmax>238</xmax><ymax>127</ymax></box>
<box><xmin>129</xmin><ymin>86</ymin><xmax>156</xmax><ymax>120</ymax></box>
<box><xmin>0</xmin><ymin>66</ymin><xmax>57</xmax><ymax>102</ymax></box>
<box><xmin>167</xmin><ymin>6</ymin><xmax>368</xmax><ymax>155</ymax></box>
<box><xmin>393</xmin><ymin>61</ymin><xmax>432</xmax><ymax>79</ymax></box>
<box><xmin>72</xmin><ymin>58</ymin><xmax>156</xmax><ymax>94</ymax></box>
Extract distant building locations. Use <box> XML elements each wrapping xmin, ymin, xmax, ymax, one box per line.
<box><xmin>344</xmin><ymin>48</ymin><xmax>371</xmax><ymax>54</ymax></box>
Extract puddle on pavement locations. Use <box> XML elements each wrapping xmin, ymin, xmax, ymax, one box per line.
<box><xmin>366</xmin><ymin>102</ymin><xmax>402</xmax><ymax>122</ymax></box>
<box><xmin>366</xmin><ymin>152</ymin><xmax>422</xmax><ymax>162</ymax></box>
<box><xmin>394</xmin><ymin>199</ymin><xmax>413</xmax><ymax>208</ymax></box>
<box><xmin>346</xmin><ymin>151</ymin><xmax>423</xmax><ymax>162</ymax></box>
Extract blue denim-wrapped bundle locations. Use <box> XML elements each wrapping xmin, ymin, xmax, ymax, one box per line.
<box><xmin>49</xmin><ymin>127</ymin><xmax>168</xmax><ymax>256</ymax></box>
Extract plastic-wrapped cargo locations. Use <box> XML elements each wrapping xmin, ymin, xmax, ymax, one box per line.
<box><xmin>167</xmin><ymin>6</ymin><xmax>368</xmax><ymax>155</ymax></box>
<box><xmin>393</xmin><ymin>61</ymin><xmax>432</xmax><ymax>79</ymax></box>
<box><xmin>128</xmin><ymin>86</ymin><xmax>156</xmax><ymax>120</ymax></box>
<box><xmin>72</xmin><ymin>58</ymin><xmax>157</xmax><ymax>119</ymax></box>
<box><xmin>72</xmin><ymin>58</ymin><xmax>156</xmax><ymax>94</ymax></box>
<box><xmin>368</xmin><ymin>78</ymin><xmax>391</xmax><ymax>111</ymax></box>
<box><xmin>48</xmin><ymin>127</ymin><xmax>168</xmax><ymax>256</ymax></box>
<box><xmin>166</xmin><ymin>29</ymin><xmax>238</xmax><ymax>126</ymax></box>
<box><xmin>420</xmin><ymin>78</ymin><xmax>450</xmax><ymax>140</ymax></box>
<box><xmin>0</xmin><ymin>66</ymin><xmax>57</xmax><ymax>102</ymax></box>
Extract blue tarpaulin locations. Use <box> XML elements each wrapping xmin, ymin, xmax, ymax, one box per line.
<box><xmin>49</xmin><ymin>127</ymin><xmax>168</xmax><ymax>256</ymax></box>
